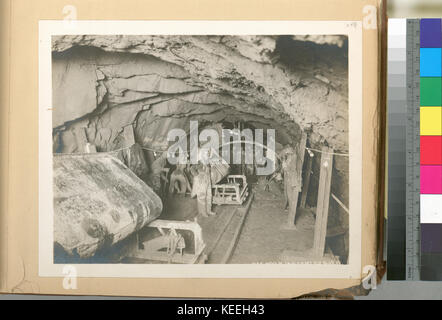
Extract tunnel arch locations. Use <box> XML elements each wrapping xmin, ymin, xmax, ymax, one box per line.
<box><xmin>51</xmin><ymin>34</ymin><xmax>351</xmax><ymax>264</ymax></box>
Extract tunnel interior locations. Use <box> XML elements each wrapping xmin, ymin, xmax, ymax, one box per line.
<box><xmin>51</xmin><ymin>34</ymin><xmax>349</xmax><ymax>264</ymax></box>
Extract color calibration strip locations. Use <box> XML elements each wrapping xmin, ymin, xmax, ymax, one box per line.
<box><xmin>419</xmin><ymin>19</ymin><xmax>442</xmax><ymax>281</ymax></box>
<box><xmin>387</xmin><ymin>19</ymin><xmax>407</xmax><ymax>280</ymax></box>
<box><xmin>388</xmin><ymin>19</ymin><xmax>442</xmax><ymax>281</ymax></box>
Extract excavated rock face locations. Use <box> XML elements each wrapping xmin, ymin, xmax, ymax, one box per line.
<box><xmin>51</xmin><ymin>35</ymin><xmax>349</xmax><ymax>231</ymax></box>
<box><xmin>52</xmin><ymin>35</ymin><xmax>348</xmax><ymax>152</ymax></box>
<box><xmin>53</xmin><ymin>154</ymin><xmax>163</xmax><ymax>258</ymax></box>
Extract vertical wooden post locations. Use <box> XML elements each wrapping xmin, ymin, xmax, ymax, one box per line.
<box><xmin>298</xmin><ymin>133</ymin><xmax>307</xmax><ymax>170</ymax></box>
<box><xmin>313</xmin><ymin>146</ymin><xmax>333</xmax><ymax>257</ymax></box>
<box><xmin>286</xmin><ymin>133</ymin><xmax>307</xmax><ymax>227</ymax></box>
<box><xmin>286</xmin><ymin>187</ymin><xmax>301</xmax><ymax>227</ymax></box>
<box><xmin>300</xmin><ymin>151</ymin><xmax>313</xmax><ymax>208</ymax></box>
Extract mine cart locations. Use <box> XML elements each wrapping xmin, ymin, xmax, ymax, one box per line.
<box><xmin>212</xmin><ymin>175</ymin><xmax>249</xmax><ymax>205</ymax></box>
<box><xmin>128</xmin><ymin>219</ymin><xmax>207</xmax><ymax>264</ymax></box>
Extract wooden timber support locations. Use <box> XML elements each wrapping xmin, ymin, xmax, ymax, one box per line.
<box><xmin>312</xmin><ymin>146</ymin><xmax>334</xmax><ymax>257</ymax></box>
<box><xmin>300</xmin><ymin>150</ymin><xmax>313</xmax><ymax>208</ymax></box>
<box><xmin>220</xmin><ymin>192</ymin><xmax>254</xmax><ymax>264</ymax></box>
<box><xmin>286</xmin><ymin>132</ymin><xmax>307</xmax><ymax>227</ymax></box>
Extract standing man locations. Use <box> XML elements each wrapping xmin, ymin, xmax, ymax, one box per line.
<box><xmin>147</xmin><ymin>151</ymin><xmax>168</xmax><ymax>196</ymax></box>
<box><xmin>169</xmin><ymin>163</ymin><xmax>191</xmax><ymax>195</ymax></box>
<box><xmin>191</xmin><ymin>164</ymin><xmax>216</xmax><ymax>217</ymax></box>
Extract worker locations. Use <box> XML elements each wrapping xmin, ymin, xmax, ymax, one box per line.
<box><xmin>160</xmin><ymin>167</ymin><xmax>170</xmax><ymax>198</ymax></box>
<box><xmin>191</xmin><ymin>164</ymin><xmax>216</xmax><ymax>217</ymax></box>
<box><xmin>169</xmin><ymin>164</ymin><xmax>191</xmax><ymax>195</ymax></box>
<box><xmin>147</xmin><ymin>152</ymin><xmax>168</xmax><ymax>195</ymax></box>
<box><xmin>187</xmin><ymin>164</ymin><xmax>199</xmax><ymax>186</ymax></box>
<box><xmin>264</xmin><ymin>166</ymin><xmax>283</xmax><ymax>192</ymax></box>
<box><xmin>282</xmin><ymin>146</ymin><xmax>302</xmax><ymax>224</ymax></box>
<box><xmin>264</xmin><ymin>156</ymin><xmax>283</xmax><ymax>191</ymax></box>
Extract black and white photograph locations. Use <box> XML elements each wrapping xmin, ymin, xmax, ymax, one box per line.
<box><xmin>39</xmin><ymin>21</ymin><xmax>362</xmax><ymax>278</ymax></box>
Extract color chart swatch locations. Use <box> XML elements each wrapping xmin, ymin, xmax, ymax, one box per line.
<box><xmin>387</xmin><ymin>19</ymin><xmax>407</xmax><ymax>280</ymax></box>
<box><xmin>388</xmin><ymin>19</ymin><xmax>442</xmax><ymax>281</ymax></box>
<box><xmin>419</xmin><ymin>19</ymin><xmax>442</xmax><ymax>281</ymax></box>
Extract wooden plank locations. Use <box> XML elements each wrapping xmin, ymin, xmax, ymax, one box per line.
<box><xmin>220</xmin><ymin>192</ymin><xmax>254</xmax><ymax>264</ymax></box>
<box><xmin>300</xmin><ymin>152</ymin><xmax>313</xmax><ymax>208</ymax></box>
<box><xmin>286</xmin><ymin>132</ymin><xmax>307</xmax><ymax>226</ymax></box>
<box><xmin>286</xmin><ymin>191</ymin><xmax>300</xmax><ymax>226</ymax></box>
<box><xmin>197</xmin><ymin>203</ymin><xmax>241</xmax><ymax>263</ymax></box>
<box><xmin>331</xmin><ymin>193</ymin><xmax>349</xmax><ymax>214</ymax></box>
<box><xmin>298</xmin><ymin>133</ymin><xmax>308</xmax><ymax>170</ymax></box>
<box><xmin>312</xmin><ymin>146</ymin><xmax>333</xmax><ymax>257</ymax></box>
<box><xmin>205</xmin><ymin>208</ymin><xmax>237</xmax><ymax>255</ymax></box>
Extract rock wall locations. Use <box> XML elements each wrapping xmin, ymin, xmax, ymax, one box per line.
<box><xmin>51</xmin><ymin>35</ymin><xmax>349</xmax><ymax>231</ymax></box>
<box><xmin>52</xmin><ymin>35</ymin><xmax>348</xmax><ymax>151</ymax></box>
<box><xmin>53</xmin><ymin>153</ymin><xmax>163</xmax><ymax>258</ymax></box>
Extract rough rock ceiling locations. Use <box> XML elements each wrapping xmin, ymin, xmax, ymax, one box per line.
<box><xmin>52</xmin><ymin>35</ymin><xmax>348</xmax><ymax>153</ymax></box>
